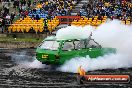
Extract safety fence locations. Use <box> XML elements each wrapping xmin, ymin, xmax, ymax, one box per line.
<box><xmin>56</xmin><ymin>16</ymin><xmax>81</xmax><ymax>25</ymax></box>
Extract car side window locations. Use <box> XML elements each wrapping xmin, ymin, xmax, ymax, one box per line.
<box><xmin>87</xmin><ymin>39</ymin><xmax>100</xmax><ymax>48</ymax></box>
<box><xmin>74</xmin><ymin>40</ymin><xmax>85</xmax><ymax>49</ymax></box>
<box><xmin>62</xmin><ymin>41</ymin><xmax>74</xmax><ymax>50</ymax></box>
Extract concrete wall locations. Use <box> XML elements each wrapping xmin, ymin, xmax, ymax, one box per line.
<box><xmin>0</xmin><ymin>33</ymin><xmax>49</xmax><ymax>49</ymax></box>
<box><xmin>7</xmin><ymin>33</ymin><xmax>47</xmax><ymax>39</ymax></box>
<box><xmin>0</xmin><ymin>34</ymin><xmax>7</xmax><ymax>37</ymax></box>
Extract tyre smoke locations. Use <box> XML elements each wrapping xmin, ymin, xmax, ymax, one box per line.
<box><xmin>10</xmin><ymin>51</ymin><xmax>45</xmax><ymax>68</ymax></box>
<box><xmin>58</xmin><ymin>20</ymin><xmax>132</xmax><ymax>73</ymax></box>
<box><xmin>56</xmin><ymin>25</ymin><xmax>93</xmax><ymax>40</ymax></box>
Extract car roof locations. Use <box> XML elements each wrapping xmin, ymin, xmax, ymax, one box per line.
<box><xmin>45</xmin><ymin>36</ymin><xmax>87</xmax><ymax>41</ymax></box>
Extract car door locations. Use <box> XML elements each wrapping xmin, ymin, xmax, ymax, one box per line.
<box><xmin>59</xmin><ymin>40</ymin><xmax>79</xmax><ymax>64</ymax></box>
<box><xmin>86</xmin><ymin>39</ymin><xmax>102</xmax><ymax>58</ymax></box>
<box><xmin>74</xmin><ymin>40</ymin><xmax>87</xmax><ymax>57</ymax></box>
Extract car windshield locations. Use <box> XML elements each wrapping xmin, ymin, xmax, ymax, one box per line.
<box><xmin>39</xmin><ymin>40</ymin><xmax>59</xmax><ymax>50</ymax></box>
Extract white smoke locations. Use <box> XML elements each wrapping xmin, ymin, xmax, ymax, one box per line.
<box><xmin>22</xmin><ymin>57</ymin><xmax>46</xmax><ymax>68</ymax></box>
<box><xmin>92</xmin><ymin>20</ymin><xmax>132</xmax><ymax>55</ymax></box>
<box><xmin>10</xmin><ymin>51</ymin><xmax>45</xmax><ymax>68</ymax></box>
<box><xmin>56</xmin><ymin>25</ymin><xmax>94</xmax><ymax>40</ymax></box>
<box><xmin>58</xmin><ymin>54</ymin><xmax>132</xmax><ymax>73</ymax></box>
<box><xmin>58</xmin><ymin>20</ymin><xmax>132</xmax><ymax>73</ymax></box>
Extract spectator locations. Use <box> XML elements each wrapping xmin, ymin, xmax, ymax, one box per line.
<box><xmin>44</xmin><ymin>19</ymin><xmax>50</xmax><ymax>35</ymax></box>
<box><xmin>60</xmin><ymin>8</ymin><xmax>66</xmax><ymax>16</ymax></box>
<box><xmin>13</xmin><ymin>0</ymin><xmax>17</xmax><ymax>8</ymax></box>
<box><xmin>11</xmin><ymin>12</ymin><xmax>15</xmax><ymax>23</ymax></box>
<box><xmin>80</xmin><ymin>0</ymin><xmax>131</xmax><ymax>21</ymax></box>
<box><xmin>27</xmin><ymin>0</ymin><xmax>79</xmax><ymax>19</ymax></box>
<box><xmin>33</xmin><ymin>0</ymin><xmax>37</xmax><ymax>7</ymax></box>
<box><xmin>27</xmin><ymin>0</ymin><xmax>31</xmax><ymax>7</ymax></box>
<box><xmin>1</xmin><ymin>18</ymin><xmax>5</xmax><ymax>33</ymax></box>
<box><xmin>15</xmin><ymin>0</ymin><xmax>19</xmax><ymax>8</ymax></box>
<box><xmin>36</xmin><ymin>14</ymin><xmax>40</xmax><ymax>20</ymax></box>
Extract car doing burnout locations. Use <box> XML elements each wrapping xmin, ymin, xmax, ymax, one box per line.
<box><xmin>36</xmin><ymin>36</ymin><xmax>116</xmax><ymax>65</ymax></box>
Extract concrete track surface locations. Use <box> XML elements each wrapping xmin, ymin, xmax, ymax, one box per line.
<box><xmin>0</xmin><ymin>49</ymin><xmax>132</xmax><ymax>88</ymax></box>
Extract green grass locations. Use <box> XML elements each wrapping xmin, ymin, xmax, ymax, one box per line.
<box><xmin>0</xmin><ymin>37</ymin><xmax>43</xmax><ymax>43</ymax></box>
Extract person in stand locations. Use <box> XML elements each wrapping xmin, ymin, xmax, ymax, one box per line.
<box><xmin>60</xmin><ymin>8</ymin><xmax>66</xmax><ymax>16</ymax></box>
<box><xmin>11</xmin><ymin>12</ymin><xmax>15</xmax><ymax>23</ymax></box>
<box><xmin>44</xmin><ymin>19</ymin><xmax>50</xmax><ymax>36</ymax></box>
<box><xmin>36</xmin><ymin>14</ymin><xmax>40</xmax><ymax>20</ymax></box>
<box><xmin>23</xmin><ymin>0</ymin><xmax>26</xmax><ymax>6</ymax></box>
<box><xmin>13</xmin><ymin>0</ymin><xmax>17</xmax><ymax>8</ymax></box>
<box><xmin>77</xmin><ymin>12</ymin><xmax>81</xmax><ymax>16</ymax></box>
<box><xmin>16</xmin><ymin>0</ymin><xmax>19</xmax><ymax>8</ymax></box>
<box><xmin>27</xmin><ymin>0</ymin><xmax>31</xmax><ymax>7</ymax></box>
<box><xmin>33</xmin><ymin>0</ymin><xmax>37</xmax><ymax>7</ymax></box>
<box><xmin>1</xmin><ymin>18</ymin><xmax>5</xmax><ymax>33</ymax></box>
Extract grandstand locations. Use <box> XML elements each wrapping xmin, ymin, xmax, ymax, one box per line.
<box><xmin>0</xmin><ymin>0</ymin><xmax>131</xmax><ymax>34</ymax></box>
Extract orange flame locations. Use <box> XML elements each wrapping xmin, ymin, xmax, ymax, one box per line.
<box><xmin>78</xmin><ymin>66</ymin><xmax>86</xmax><ymax>76</ymax></box>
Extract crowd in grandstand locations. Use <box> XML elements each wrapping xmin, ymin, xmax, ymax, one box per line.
<box><xmin>0</xmin><ymin>0</ymin><xmax>132</xmax><ymax>33</ymax></box>
<box><xmin>28</xmin><ymin>0</ymin><xmax>79</xmax><ymax>20</ymax></box>
<box><xmin>0</xmin><ymin>0</ymin><xmax>79</xmax><ymax>33</ymax></box>
<box><xmin>80</xmin><ymin>0</ymin><xmax>132</xmax><ymax>21</ymax></box>
<box><xmin>0</xmin><ymin>0</ymin><xmax>79</xmax><ymax>23</ymax></box>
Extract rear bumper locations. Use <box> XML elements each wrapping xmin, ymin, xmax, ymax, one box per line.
<box><xmin>36</xmin><ymin>57</ymin><xmax>61</xmax><ymax>65</ymax></box>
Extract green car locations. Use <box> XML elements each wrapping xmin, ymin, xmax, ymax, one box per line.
<box><xmin>36</xmin><ymin>36</ymin><xmax>116</xmax><ymax>65</ymax></box>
